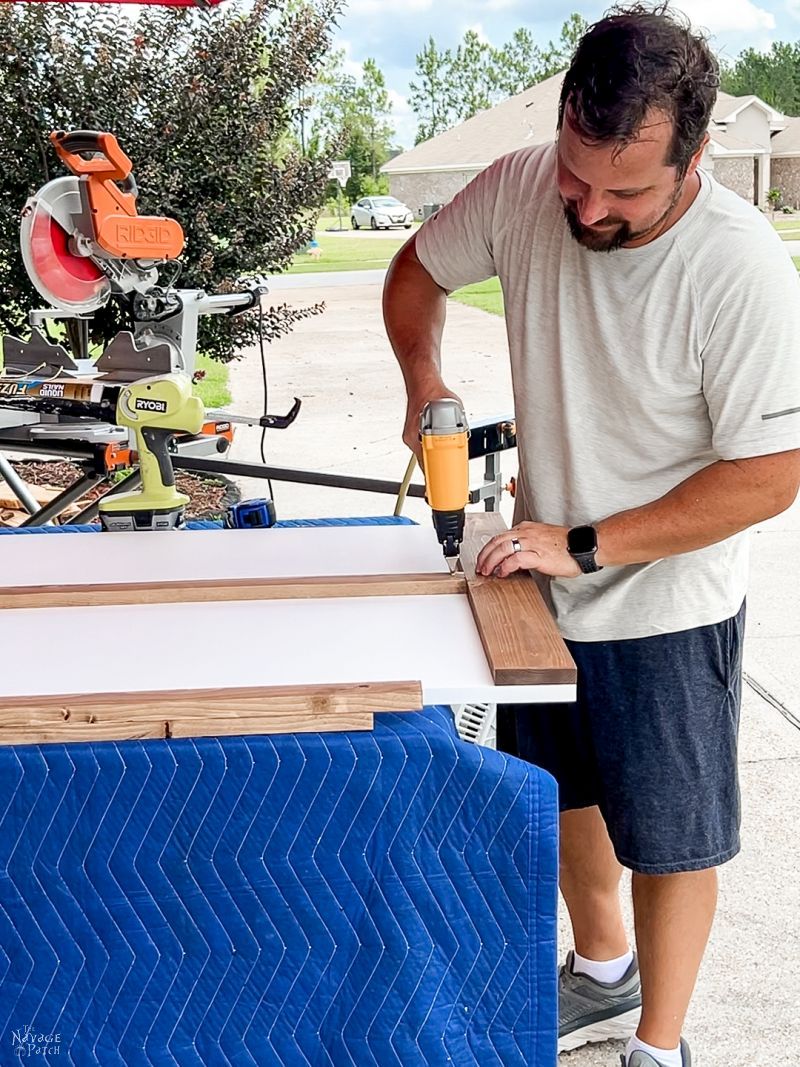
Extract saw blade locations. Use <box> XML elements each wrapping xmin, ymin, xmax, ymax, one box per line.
<box><xmin>20</xmin><ymin>176</ymin><xmax>110</xmax><ymax>314</ymax></box>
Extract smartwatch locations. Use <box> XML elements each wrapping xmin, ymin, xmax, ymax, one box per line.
<box><xmin>567</xmin><ymin>525</ymin><xmax>603</xmax><ymax>574</ymax></box>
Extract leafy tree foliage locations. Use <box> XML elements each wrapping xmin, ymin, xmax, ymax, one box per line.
<box><xmin>303</xmin><ymin>50</ymin><xmax>396</xmax><ymax>202</ymax></box>
<box><xmin>0</xmin><ymin>0</ymin><xmax>342</xmax><ymax>363</ymax></box>
<box><xmin>720</xmin><ymin>42</ymin><xmax>800</xmax><ymax>115</ymax></box>
<box><xmin>409</xmin><ymin>14</ymin><xmax>590</xmax><ymax>142</ymax></box>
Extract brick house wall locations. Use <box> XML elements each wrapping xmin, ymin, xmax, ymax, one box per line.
<box><xmin>387</xmin><ymin>170</ymin><xmax>483</xmax><ymax>216</ymax></box>
<box><xmin>771</xmin><ymin>159</ymin><xmax>800</xmax><ymax>208</ymax></box>
<box><xmin>710</xmin><ymin>157</ymin><xmax>755</xmax><ymax>202</ymax></box>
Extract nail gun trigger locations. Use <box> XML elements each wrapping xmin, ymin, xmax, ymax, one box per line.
<box><xmin>259</xmin><ymin>396</ymin><xmax>301</xmax><ymax>430</ymax></box>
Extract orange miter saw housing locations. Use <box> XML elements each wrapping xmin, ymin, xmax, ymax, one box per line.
<box><xmin>50</xmin><ymin>130</ymin><xmax>185</xmax><ymax>261</ymax></box>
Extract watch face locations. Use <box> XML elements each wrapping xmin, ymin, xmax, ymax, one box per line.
<box><xmin>568</xmin><ymin>525</ymin><xmax>598</xmax><ymax>555</ymax></box>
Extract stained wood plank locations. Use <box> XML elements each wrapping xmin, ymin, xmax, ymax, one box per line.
<box><xmin>461</xmin><ymin>513</ymin><xmax>576</xmax><ymax>685</ymax></box>
<box><xmin>0</xmin><ymin>681</ymin><xmax>422</xmax><ymax>746</ymax></box>
<box><xmin>0</xmin><ymin>572</ymin><xmax>465</xmax><ymax>610</ymax></box>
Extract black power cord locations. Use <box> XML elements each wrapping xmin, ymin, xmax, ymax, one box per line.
<box><xmin>257</xmin><ymin>301</ymin><xmax>275</xmax><ymax>501</ymax></box>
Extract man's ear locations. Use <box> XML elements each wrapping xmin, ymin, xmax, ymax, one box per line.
<box><xmin>685</xmin><ymin>132</ymin><xmax>710</xmax><ymax>179</ymax></box>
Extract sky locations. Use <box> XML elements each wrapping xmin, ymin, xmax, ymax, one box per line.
<box><xmin>332</xmin><ymin>0</ymin><xmax>798</xmax><ymax>148</ymax></box>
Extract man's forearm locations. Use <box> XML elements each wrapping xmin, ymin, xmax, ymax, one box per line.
<box><xmin>596</xmin><ymin>452</ymin><xmax>800</xmax><ymax>566</ymax></box>
<box><xmin>383</xmin><ymin>237</ymin><xmax>448</xmax><ymax>396</ymax></box>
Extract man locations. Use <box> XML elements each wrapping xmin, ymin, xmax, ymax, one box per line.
<box><xmin>382</xmin><ymin>5</ymin><xmax>800</xmax><ymax>1066</ymax></box>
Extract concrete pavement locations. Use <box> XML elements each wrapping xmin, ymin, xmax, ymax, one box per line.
<box><xmin>225</xmin><ymin>278</ymin><xmax>800</xmax><ymax>1067</ymax></box>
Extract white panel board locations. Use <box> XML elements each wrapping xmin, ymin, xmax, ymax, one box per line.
<box><xmin>0</xmin><ymin>594</ymin><xmax>574</xmax><ymax>706</ymax></box>
<box><xmin>0</xmin><ymin>525</ymin><xmax>450</xmax><ymax>589</ymax></box>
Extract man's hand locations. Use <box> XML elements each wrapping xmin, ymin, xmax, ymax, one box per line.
<box><xmin>476</xmin><ymin>521</ymin><xmax>581</xmax><ymax>578</ymax></box>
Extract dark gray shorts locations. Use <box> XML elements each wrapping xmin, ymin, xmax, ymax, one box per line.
<box><xmin>498</xmin><ymin>602</ymin><xmax>745</xmax><ymax>875</ymax></box>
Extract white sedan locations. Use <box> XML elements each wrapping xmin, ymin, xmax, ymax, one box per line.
<box><xmin>351</xmin><ymin>196</ymin><xmax>414</xmax><ymax>231</ymax></box>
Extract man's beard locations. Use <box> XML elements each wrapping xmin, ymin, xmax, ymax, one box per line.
<box><xmin>562</xmin><ymin>184</ymin><xmax>683</xmax><ymax>252</ymax></box>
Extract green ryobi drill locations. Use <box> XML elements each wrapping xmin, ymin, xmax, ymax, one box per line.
<box><xmin>99</xmin><ymin>373</ymin><xmax>204</xmax><ymax>532</ymax></box>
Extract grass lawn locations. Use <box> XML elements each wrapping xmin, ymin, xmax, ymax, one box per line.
<box><xmin>450</xmin><ymin>278</ymin><xmax>504</xmax><ymax>317</ymax></box>
<box><xmin>287</xmin><ymin>233</ymin><xmax>410</xmax><ymax>274</ymax></box>
<box><xmin>194</xmin><ymin>352</ymin><xmax>231</xmax><ymax>409</ymax></box>
<box><xmin>772</xmin><ymin>218</ymin><xmax>800</xmax><ymax>239</ymax></box>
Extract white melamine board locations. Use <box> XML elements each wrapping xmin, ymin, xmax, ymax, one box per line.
<box><xmin>0</xmin><ymin>594</ymin><xmax>574</xmax><ymax>706</ymax></box>
<box><xmin>0</xmin><ymin>525</ymin><xmax>450</xmax><ymax>589</ymax></box>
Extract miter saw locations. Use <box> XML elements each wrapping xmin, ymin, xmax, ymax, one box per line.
<box><xmin>0</xmin><ymin>129</ymin><xmax>300</xmax><ymax>526</ymax></box>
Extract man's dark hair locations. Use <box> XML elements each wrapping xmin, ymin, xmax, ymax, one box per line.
<box><xmin>557</xmin><ymin>3</ymin><xmax>720</xmax><ymax>177</ymax></box>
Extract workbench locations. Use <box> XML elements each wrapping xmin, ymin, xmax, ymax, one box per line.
<box><xmin>0</xmin><ymin>519</ymin><xmax>562</xmax><ymax>1065</ymax></box>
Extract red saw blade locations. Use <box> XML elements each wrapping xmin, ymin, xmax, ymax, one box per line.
<box><xmin>31</xmin><ymin>210</ymin><xmax>105</xmax><ymax>303</ymax></box>
<box><xmin>22</xmin><ymin>179</ymin><xmax>111</xmax><ymax>312</ymax></box>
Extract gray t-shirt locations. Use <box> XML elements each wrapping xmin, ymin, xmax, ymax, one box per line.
<box><xmin>415</xmin><ymin>142</ymin><xmax>800</xmax><ymax>641</ymax></box>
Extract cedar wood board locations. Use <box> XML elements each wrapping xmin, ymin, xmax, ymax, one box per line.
<box><xmin>0</xmin><ymin>681</ymin><xmax>423</xmax><ymax>747</ymax></box>
<box><xmin>460</xmin><ymin>513</ymin><xmax>576</xmax><ymax>686</ymax></box>
<box><xmin>0</xmin><ymin>571</ymin><xmax>466</xmax><ymax>609</ymax></box>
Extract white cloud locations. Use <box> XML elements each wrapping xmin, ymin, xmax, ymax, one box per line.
<box><xmin>671</xmin><ymin>0</ymin><xmax>775</xmax><ymax>33</ymax></box>
<box><xmin>465</xmin><ymin>22</ymin><xmax>492</xmax><ymax>44</ymax></box>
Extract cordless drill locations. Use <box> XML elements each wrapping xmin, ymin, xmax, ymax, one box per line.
<box><xmin>99</xmin><ymin>373</ymin><xmax>204</xmax><ymax>532</ymax></box>
<box><xmin>419</xmin><ymin>398</ymin><xmax>470</xmax><ymax>562</ymax></box>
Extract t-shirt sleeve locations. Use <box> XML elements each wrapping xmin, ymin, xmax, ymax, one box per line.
<box><xmin>700</xmin><ymin>240</ymin><xmax>800</xmax><ymax>460</ymax></box>
<box><xmin>414</xmin><ymin>156</ymin><xmax>509</xmax><ymax>292</ymax></box>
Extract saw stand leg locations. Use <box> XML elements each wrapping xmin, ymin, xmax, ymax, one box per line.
<box><xmin>19</xmin><ymin>469</ymin><xmax>108</xmax><ymax>527</ymax></box>
<box><xmin>71</xmin><ymin>469</ymin><xmax>142</xmax><ymax>525</ymax></box>
<box><xmin>0</xmin><ymin>453</ymin><xmax>42</xmax><ymax>519</ymax></box>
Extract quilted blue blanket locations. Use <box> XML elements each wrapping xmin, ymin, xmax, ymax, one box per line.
<box><xmin>0</xmin><ymin>707</ymin><xmax>558</xmax><ymax>1066</ymax></box>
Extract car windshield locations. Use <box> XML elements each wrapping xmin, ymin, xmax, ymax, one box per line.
<box><xmin>373</xmin><ymin>198</ymin><xmax>402</xmax><ymax>207</ymax></box>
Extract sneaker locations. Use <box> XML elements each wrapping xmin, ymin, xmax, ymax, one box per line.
<box><xmin>558</xmin><ymin>950</ymin><xmax>642</xmax><ymax>1053</ymax></box>
<box><xmin>621</xmin><ymin>1037</ymin><xmax>692</xmax><ymax>1066</ymax></box>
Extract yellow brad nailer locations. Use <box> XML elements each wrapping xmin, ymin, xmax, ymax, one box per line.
<box><xmin>419</xmin><ymin>398</ymin><xmax>470</xmax><ymax>567</ymax></box>
<box><xmin>98</xmin><ymin>373</ymin><xmax>204</xmax><ymax>532</ymax></box>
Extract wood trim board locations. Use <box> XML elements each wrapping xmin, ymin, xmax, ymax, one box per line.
<box><xmin>0</xmin><ymin>571</ymin><xmax>466</xmax><ymax>610</ymax></box>
<box><xmin>460</xmin><ymin>514</ymin><xmax>577</xmax><ymax>686</ymax></box>
<box><xmin>0</xmin><ymin>681</ymin><xmax>423</xmax><ymax>746</ymax></box>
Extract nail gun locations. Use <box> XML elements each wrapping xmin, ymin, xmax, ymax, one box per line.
<box><xmin>98</xmin><ymin>372</ymin><xmax>204</xmax><ymax>531</ymax></box>
<box><xmin>419</xmin><ymin>398</ymin><xmax>470</xmax><ymax>567</ymax></box>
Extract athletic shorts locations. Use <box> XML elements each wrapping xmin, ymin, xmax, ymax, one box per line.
<box><xmin>497</xmin><ymin>602</ymin><xmax>745</xmax><ymax>875</ymax></box>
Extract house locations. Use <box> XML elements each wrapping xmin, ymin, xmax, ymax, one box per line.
<box><xmin>383</xmin><ymin>72</ymin><xmax>800</xmax><ymax>214</ymax></box>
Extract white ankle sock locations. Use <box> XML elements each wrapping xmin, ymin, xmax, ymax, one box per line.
<box><xmin>626</xmin><ymin>1035</ymin><xmax>683</xmax><ymax>1067</ymax></box>
<box><xmin>572</xmin><ymin>947</ymin><xmax>634</xmax><ymax>984</ymax></box>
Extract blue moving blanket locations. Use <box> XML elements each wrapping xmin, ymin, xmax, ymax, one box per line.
<box><xmin>0</xmin><ymin>708</ymin><xmax>557</xmax><ymax>1065</ymax></box>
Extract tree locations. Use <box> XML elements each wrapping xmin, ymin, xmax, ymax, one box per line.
<box><xmin>493</xmin><ymin>28</ymin><xmax>543</xmax><ymax>97</ymax></box>
<box><xmin>0</xmin><ymin>0</ymin><xmax>342</xmax><ymax>364</ymax></box>
<box><xmin>409</xmin><ymin>36</ymin><xmax>458</xmax><ymax>143</ymax></box>
<box><xmin>450</xmin><ymin>29</ymin><xmax>496</xmax><ymax>120</ymax></box>
<box><xmin>358</xmin><ymin>58</ymin><xmax>394</xmax><ymax>181</ymax></box>
<box><xmin>409</xmin><ymin>15</ymin><xmax>590</xmax><ymax>144</ymax></box>
<box><xmin>311</xmin><ymin>51</ymin><xmax>395</xmax><ymax>200</ymax></box>
<box><xmin>720</xmin><ymin>42</ymin><xmax>800</xmax><ymax>115</ymax></box>
<box><xmin>540</xmin><ymin>14</ymin><xmax>590</xmax><ymax>79</ymax></box>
